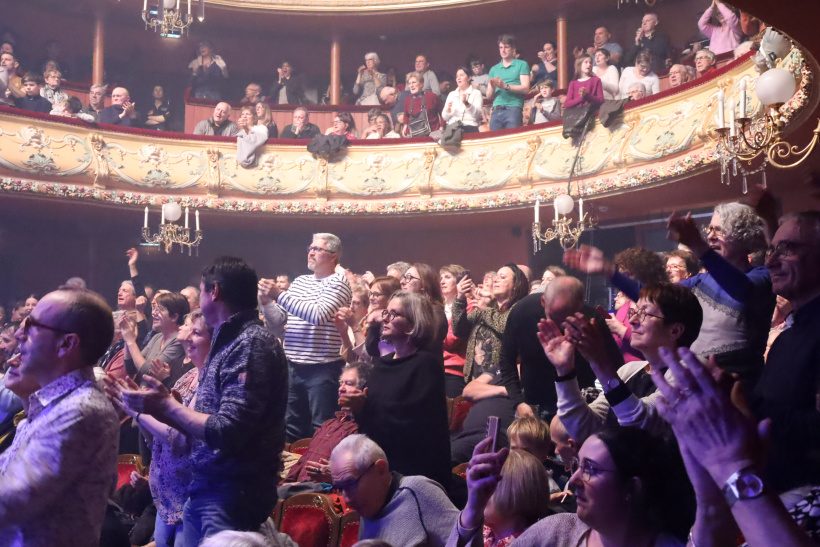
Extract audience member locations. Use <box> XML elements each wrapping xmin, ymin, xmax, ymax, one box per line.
<box><xmin>541</xmin><ymin>282</ymin><xmax>702</xmax><ymax>443</ymax></box>
<box><xmin>404</xmin><ymin>72</ymin><xmax>441</xmax><ymax>137</ymax></box>
<box><xmin>628</xmin><ymin>82</ymin><xmax>647</xmax><ymax>101</ymax></box>
<box><xmin>625</xmin><ymin>13</ymin><xmax>670</xmax><ymax>73</ymax></box>
<box><xmin>587</xmin><ymin>26</ymin><xmax>623</xmax><ymax>65</ymax></box>
<box><xmin>276</xmin><ymin>274</ymin><xmax>292</xmax><ymax>291</ymax></box>
<box><xmin>364</xmin><ymin>114</ymin><xmax>399</xmax><ymax>139</ymax></box>
<box><xmin>667</xmin><ymin>64</ymin><xmax>690</xmax><ymax>88</ymax></box>
<box><xmin>564</xmin><ymin>55</ymin><xmax>604</xmax><ymax>111</ymax></box>
<box><xmin>442</xmin><ymin>67</ymin><xmax>483</xmax><ymax>134</ymax></box>
<box><xmin>469</xmin><ymin>58</ymin><xmax>489</xmax><ymax>95</ymax></box>
<box><xmin>283</xmin><ymin>361</ymin><xmax>370</xmax><ymax>485</ymax></box>
<box><xmin>498</xmin><ymin>276</ymin><xmax>622</xmax><ymax>421</ymax></box>
<box><xmin>118</xmin><ymin>256</ymin><xmax>287</xmax><ymax>544</ymax></box>
<box><xmin>236</xmin><ymin>105</ymin><xmax>268</xmax><ymax>168</ymax></box>
<box><xmin>270</xmin><ymin>61</ymin><xmax>307</xmax><ymax>105</ymax></box>
<box><xmin>330</xmin><ymin>434</ymin><xmax>458</xmax><ymax>546</ymax></box>
<box><xmin>0</xmin><ymin>288</ymin><xmax>119</xmax><ymax>545</ymax></box>
<box><xmin>144</xmin><ymin>85</ymin><xmax>171</xmax><ymax>131</ymax></box>
<box><xmin>181</xmin><ymin>285</ymin><xmax>201</xmax><ymax>311</ymax></box>
<box><xmin>450</xmin><ymin>438</ymin><xmax>553</xmax><ymax>546</ymax></box>
<box><xmin>388</xmin><ymin>263</ymin><xmax>448</xmax><ymax>356</ymax></box>
<box><xmin>107</xmin><ymin>309</ymin><xmax>213</xmax><ymax>547</ymax></box>
<box><xmin>279</xmin><ymin>107</ymin><xmax>320</xmax><ymax>139</ymax></box>
<box><xmin>13</xmin><ymin>73</ymin><xmax>52</xmax><ymax>114</ymax></box>
<box><xmin>414</xmin><ymin>54</ymin><xmax>441</xmax><ymax>97</ymax></box>
<box><xmin>334</xmin><ymin>286</ymin><xmax>370</xmax><ymax>362</ymax></box>
<box><xmin>330</xmin><ymin>111</ymin><xmax>357</xmax><ymax>139</ymax></box>
<box><xmin>618</xmin><ymin>50</ymin><xmax>660</xmax><ymax>99</ymax></box>
<box><xmin>378</xmin><ymin>85</ymin><xmax>402</xmax><ymax>125</ymax></box>
<box><xmin>665</xmin><ymin>249</ymin><xmax>698</xmax><ymax>282</ymax></box>
<box><xmin>258</xmin><ymin>233</ymin><xmax>352</xmax><ymax>442</ymax></box>
<box><xmin>98</xmin><ymin>87</ymin><xmax>142</xmax><ymax>127</ymax></box>
<box><xmin>549</xmin><ymin>414</ymin><xmax>579</xmax><ymax>470</ymax></box>
<box><xmin>40</xmin><ymin>68</ymin><xmax>67</xmax><ymax>105</ymax></box>
<box><xmin>695</xmin><ymin>48</ymin><xmax>717</xmax><ymax>78</ymax></box>
<box><xmin>354</xmin><ymin>52</ymin><xmax>387</xmax><ymax>106</ymax></box>
<box><xmin>0</xmin><ymin>52</ymin><xmax>22</xmax><ymax>100</ymax></box>
<box><xmin>487</xmin><ymin>34</ymin><xmax>531</xmax><ymax>130</ymax></box>
<box><xmin>440</xmin><ymin>265</ymin><xmax>469</xmax><ymax>397</ymax></box>
<box><xmin>80</xmin><ymin>83</ymin><xmax>106</xmax><ymax>121</ymax></box>
<box><xmin>528</xmin><ymin>80</ymin><xmax>561</xmax><ymax>125</ymax></box>
<box><xmin>592</xmin><ymin>49</ymin><xmax>620</xmax><ymax>100</ymax></box>
<box><xmin>386</xmin><ymin>261</ymin><xmax>411</xmax><ymax>279</ymax></box>
<box><xmin>531</xmin><ymin>41</ymin><xmax>559</xmax><ymax>86</ymax></box>
<box><xmin>240</xmin><ymin>82</ymin><xmax>265</xmax><ymax>105</ymax></box>
<box><xmin>255</xmin><ymin>101</ymin><xmax>279</xmax><ymax>138</ymax></box>
<box><xmin>189</xmin><ymin>41</ymin><xmax>228</xmax><ymax>100</ymax></box>
<box><xmin>698</xmin><ymin>0</ymin><xmax>742</xmax><ymax>55</ymax></box>
<box><xmin>193</xmin><ymin>102</ymin><xmax>239</xmax><ymax>136</ymax></box>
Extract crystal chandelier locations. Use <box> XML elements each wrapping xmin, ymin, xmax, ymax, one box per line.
<box><xmin>714</xmin><ymin>66</ymin><xmax>820</xmax><ymax>193</ymax></box>
<box><xmin>533</xmin><ymin>194</ymin><xmax>596</xmax><ymax>251</ymax></box>
<box><xmin>142</xmin><ymin>0</ymin><xmax>204</xmax><ymax>38</ymax></box>
<box><xmin>142</xmin><ymin>203</ymin><xmax>203</xmax><ymax>255</ymax></box>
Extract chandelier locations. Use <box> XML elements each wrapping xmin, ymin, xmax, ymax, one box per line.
<box><xmin>142</xmin><ymin>0</ymin><xmax>205</xmax><ymax>37</ymax></box>
<box><xmin>714</xmin><ymin>65</ymin><xmax>820</xmax><ymax>194</ymax></box>
<box><xmin>142</xmin><ymin>203</ymin><xmax>203</xmax><ymax>255</ymax></box>
<box><xmin>533</xmin><ymin>194</ymin><xmax>596</xmax><ymax>251</ymax></box>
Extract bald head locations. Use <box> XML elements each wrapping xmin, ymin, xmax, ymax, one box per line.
<box><xmin>550</xmin><ymin>415</ymin><xmax>578</xmax><ymax>466</ymax></box>
<box><xmin>213</xmin><ymin>102</ymin><xmax>231</xmax><ymax>124</ymax></box>
<box><xmin>543</xmin><ymin>276</ymin><xmax>585</xmax><ymax>324</ymax></box>
<box><xmin>379</xmin><ymin>86</ymin><xmax>397</xmax><ymax>105</ymax></box>
<box><xmin>111</xmin><ymin>87</ymin><xmax>130</xmax><ymax>106</ymax></box>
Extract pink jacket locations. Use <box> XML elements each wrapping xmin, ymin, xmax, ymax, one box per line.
<box><xmin>698</xmin><ymin>3</ymin><xmax>742</xmax><ymax>55</ymax></box>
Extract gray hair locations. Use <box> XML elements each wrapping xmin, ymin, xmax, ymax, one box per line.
<box><xmin>779</xmin><ymin>210</ymin><xmax>820</xmax><ymax>241</ymax></box>
<box><xmin>89</xmin><ymin>84</ymin><xmax>106</xmax><ymax>93</ymax></box>
<box><xmin>645</xmin><ymin>12</ymin><xmax>659</xmax><ymax>24</ymax></box>
<box><xmin>364</xmin><ymin>52</ymin><xmax>380</xmax><ymax>65</ymax></box>
<box><xmin>387</xmin><ymin>261</ymin><xmax>411</xmax><ymax>275</ymax></box>
<box><xmin>200</xmin><ymin>531</ymin><xmax>269</xmax><ymax>547</ymax></box>
<box><xmin>628</xmin><ymin>82</ymin><xmax>647</xmax><ymax>94</ymax></box>
<box><xmin>330</xmin><ymin>434</ymin><xmax>387</xmax><ymax>471</ymax></box>
<box><xmin>313</xmin><ymin>232</ymin><xmax>342</xmax><ymax>261</ymax></box>
<box><xmin>293</xmin><ymin>106</ymin><xmax>309</xmax><ymax>119</ymax></box>
<box><xmin>342</xmin><ymin>361</ymin><xmax>373</xmax><ymax>389</ymax></box>
<box><xmin>544</xmin><ymin>276</ymin><xmax>585</xmax><ymax>312</ymax></box>
<box><xmin>120</xmin><ymin>280</ymin><xmax>135</xmax><ymax>293</ymax></box>
<box><xmin>697</xmin><ymin>49</ymin><xmax>716</xmax><ymax>63</ymax></box>
<box><xmin>714</xmin><ymin>202</ymin><xmax>767</xmax><ymax>254</ymax></box>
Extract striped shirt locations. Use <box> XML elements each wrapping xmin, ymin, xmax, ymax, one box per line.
<box><xmin>277</xmin><ymin>272</ymin><xmax>352</xmax><ymax>364</ymax></box>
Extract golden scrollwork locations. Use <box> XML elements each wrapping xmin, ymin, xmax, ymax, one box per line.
<box><xmin>313</xmin><ymin>155</ymin><xmax>330</xmax><ymax>201</ymax></box>
<box><xmin>88</xmin><ymin>133</ymin><xmax>110</xmax><ymax>189</ymax></box>
<box><xmin>612</xmin><ymin>112</ymin><xmax>642</xmax><ymax>173</ymax></box>
<box><xmin>514</xmin><ymin>135</ymin><xmax>543</xmax><ymax>189</ymax></box>
<box><xmin>417</xmin><ymin>147</ymin><xmax>438</xmax><ymax>199</ymax></box>
<box><xmin>205</xmin><ymin>147</ymin><xmax>222</xmax><ymax>198</ymax></box>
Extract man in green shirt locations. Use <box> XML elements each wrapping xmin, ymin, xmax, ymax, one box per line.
<box><xmin>486</xmin><ymin>34</ymin><xmax>531</xmax><ymax>130</ymax></box>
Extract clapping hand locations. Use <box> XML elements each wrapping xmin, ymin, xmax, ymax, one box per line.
<box><xmin>119</xmin><ymin>375</ymin><xmax>172</xmax><ymax>416</ymax></box>
<box><xmin>305</xmin><ymin>458</ymin><xmax>332</xmax><ymax>483</ymax></box>
<box><xmin>148</xmin><ymin>358</ymin><xmax>171</xmax><ymax>382</ymax></box>
<box><xmin>462</xmin><ymin>437</ymin><xmax>510</xmax><ymax>530</ymax></box>
<box><xmin>257</xmin><ymin>278</ymin><xmax>281</xmax><ymax>303</ymax></box>
<box><xmin>564</xmin><ymin>245</ymin><xmax>614</xmax><ymax>277</ymax></box>
<box><xmin>564</xmin><ymin>314</ymin><xmax>613</xmax><ymax>370</ymax></box>
<box><xmin>119</xmin><ymin>313</ymin><xmax>137</xmax><ymax>344</ymax></box>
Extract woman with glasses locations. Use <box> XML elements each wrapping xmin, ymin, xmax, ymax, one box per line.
<box><xmin>353</xmin><ymin>52</ymin><xmax>387</xmax><ymax>106</ymax></box>
<box><xmin>538</xmin><ymin>283</ymin><xmax>702</xmax><ymax>444</ymax></box>
<box><xmin>347</xmin><ymin>291</ymin><xmax>452</xmax><ymax>489</ymax></box>
<box><xmin>566</xmin><ymin>202</ymin><xmax>772</xmax><ymax>383</ymax></box>
<box><xmin>330</xmin><ymin>112</ymin><xmax>357</xmax><ymax>139</ymax></box>
<box><xmin>335</xmin><ymin>286</ymin><xmax>371</xmax><ymax>364</ymax></box>
<box><xmin>617</xmin><ymin>49</ymin><xmax>660</xmax><ymax>99</ymax></box>
<box><xmin>664</xmin><ymin>249</ymin><xmax>699</xmax><ymax>283</ymax></box>
<box><xmin>105</xmin><ymin>310</ymin><xmax>213</xmax><ymax>547</ymax></box>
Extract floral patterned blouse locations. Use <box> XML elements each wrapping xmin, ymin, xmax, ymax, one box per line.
<box><xmin>149</xmin><ymin>367</ymin><xmax>199</xmax><ymax>524</ymax></box>
<box><xmin>452</xmin><ymin>299</ymin><xmax>513</xmax><ymax>381</ymax></box>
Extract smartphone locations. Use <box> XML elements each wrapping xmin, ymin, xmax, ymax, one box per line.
<box><xmin>596</xmin><ymin>305</ymin><xmax>611</xmax><ymax>320</ymax></box>
<box><xmin>486</xmin><ymin>416</ymin><xmax>500</xmax><ymax>453</ymax></box>
<box><xmin>461</xmin><ymin>270</ymin><xmax>471</xmax><ymax>282</ymax></box>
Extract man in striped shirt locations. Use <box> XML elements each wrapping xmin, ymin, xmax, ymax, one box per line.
<box><xmin>261</xmin><ymin>233</ymin><xmax>352</xmax><ymax>441</ymax></box>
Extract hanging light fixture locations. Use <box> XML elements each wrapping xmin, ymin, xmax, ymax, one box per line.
<box><xmin>142</xmin><ymin>0</ymin><xmax>201</xmax><ymax>38</ymax></box>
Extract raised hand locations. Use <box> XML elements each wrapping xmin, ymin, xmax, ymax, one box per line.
<box><xmin>338</xmin><ymin>387</ymin><xmax>367</xmax><ymax>414</ymax></box>
<box><xmin>119</xmin><ymin>313</ymin><xmax>137</xmax><ymax>344</ymax></box>
<box><xmin>257</xmin><ymin>278</ymin><xmax>281</xmax><ymax>303</ymax></box>
<box><xmin>563</xmin><ymin>244</ymin><xmax>614</xmax><ymax>277</ymax></box>
<box><xmin>120</xmin><ymin>375</ymin><xmax>172</xmax><ymax>416</ymax></box>
<box><xmin>564</xmin><ymin>314</ymin><xmax>611</xmax><ymax>368</ymax></box>
<box><xmin>536</xmin><ymin>318</ymin><xmax>576</xmax><ymax>375</ymax></box>
<box><xmin>126</xmin><ymin>247</ymin><xmax>139</xmax><ymax>267</ymax></box>
<box><xmin>148</xmin><ymin>359</ymin><xmax>171</xmax><ymax>382</ymax></box>
<box><xmin>456</xmin><ymin>275</ymin><xmax>475</xmax><ymax>300</ymax></box>
<box><xmin>667</xmin><ymin>211</ymin><xmax>708</xmax><ymax>256</ymax></box>
<box><xmin>461</xmin><ymin>437</ymin><xmax>510</xmax><ymax>530</ymax></box>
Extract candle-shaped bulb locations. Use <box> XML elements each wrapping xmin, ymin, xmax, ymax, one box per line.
<box><xmin>717</xmin><ymin>89</ymin><xmax>725</xmax><ymax>129</ymax></box>
<box><xmin>160</xmin><ymin>204</ymin><xmax>165</xmax><ymax>225</ymax></box>
<box><xmin>729</xmin><ymin>107</ymin><xmax>736</xmax><ymax>137</ymax></box>
<box><xmin>579</xmin><ymin>197</ymin><xmax>584</xmax><ymax>220</ymax></box>
<box><xmin>534</xmin><ymin>198</ymin><xmax>540</xmax><ymax>224</ymax></box>
<box><xmin>739</xmin><ymin>79</ymin><xmax>747</xmax><ymax>118</ymax></box>
<box><xmin>144</xmin><ymin>206</ymin><xmax>148</xmax><ymax>228</ymax></box>
<box><xmin>195</xmin><ymin>210</ymin><xmax>200</xmax><ymax>231</ymax></box>
<box><xmin>185</xmin><ymin>207</ymin><xmax>190</xmax><ymax>229</ymax></box>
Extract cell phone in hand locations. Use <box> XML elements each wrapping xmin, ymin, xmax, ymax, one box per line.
<box><xmin>596</xmin><ymin>305</ymin><xmax>612</xmax><ymax>320</ymax></box>
<box><xmin>461</xmin><ymin>270</ymin><xmax>471</xmax><ymax>282</ymax></box>
<box><xmin>486</xmin><ymin>416</ymin><xmax>499</xmax><ymax>453</ymax></box>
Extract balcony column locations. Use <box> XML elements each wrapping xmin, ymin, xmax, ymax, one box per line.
<box><xmin>93</xmin><ymin>14</ymin><xmax>105</xmax><ymax>85</ymax></box>
<box><xmin>557</xmin><ymin>17</ymin><xmax>568</xmax><ymax>90</ymax></box>
<box><xmin>330</xmin><ymin>35</ymin><xmax>342</xmax><ymax>105</ymax></box>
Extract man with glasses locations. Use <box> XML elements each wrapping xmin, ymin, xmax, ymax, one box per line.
<box><xmin>749</xmin><ymin>211</ymin><xmax>820</xmax><ymax>495</ymax></box>
<box><xmin>540</xmin><ymin>282</ymin><xmax>701</xmax><ymax>444</ymax></box>
<box><xmin>329</xmin><ymin>434</ymin><xmax>458</xmax><ymax>546</ymax></box>
<box><xmin>0</xmin><ymin>288</ymin><xmax>119</xmax><ymax>546</ymax></box>
<box><xmin>695</xmin><ymin>48</ymin><xmax>717</xmax><ymax>78</ymax></box>
<box><xmin>258</xmin><ymin>233</ymin><xmax>352</xmax><ymax>441</ymax></box>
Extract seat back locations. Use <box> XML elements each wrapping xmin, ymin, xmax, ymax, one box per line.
<box><xmin>116</xmin><ymin>454</ymin><xmax>144</xmax><ymax>489</ymax></box>
<box><xmin>289</xmin><ymin>437</ymin><xmax>313</xmax><ymax>456</ymax></box>
<box><xmin>279</xmin><ymin>493</ymin><xmax>340</xmax><ymax>547</ymax></box>
<box><xmin>338</xmin><ymin>510</ymin><xmax>361</xmax><ymax>547</ymax></box>
<box><xmin>449</xmin><ymin>396</ymin><xmax>475</xmax><ymax>433</ymax></box>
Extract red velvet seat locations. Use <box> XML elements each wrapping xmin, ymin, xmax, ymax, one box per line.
<box><xmin>449</xmin><ymin>396</ymin><xmax>475</xmax><ymax>434</ymax></box>
<box><xmin>279</xmin><ymin>493</ymin><xmax>340</xmax><ymax>547</ymax></box>
<box><xmin>338</xmin><ymin>510</ymin><xmax>361</xmax><ymax>547</ymax></box>
<box><xmin>289</xmin><ymin>437</ymin><xmax>312</xmax><ymax>456</ymax></box>
<box><xmin>116</xmin><ymin>454</ymin><xmax>144</xmax><ymax>489</ymax></box>
<box><xmin>452</xmin><ymin>462</ymin><xmax>468</xmax><ymax>480</ymax></box>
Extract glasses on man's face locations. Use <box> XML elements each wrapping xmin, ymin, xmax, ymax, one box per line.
<box><xmin>627</xmin><ymin>307</ymin><xmax>664</xmax><ymax>324</ymax></box>
<box><xmin>402</xmin><ymin>273</ymin><xmax>420</xmax><ymax>283</ymax></box>
<box><xmin>333</xmin><ymin>461</ymin><xmax>376</xmax><ymax>492</ymax></box>
<box><xmin>570</xmin><ymin>459</ymin><xmax>618</xmax><ymax>483</ymax></box>
<box><xmin>21</xmin><ymin>315</ymin><xmax>75</xmax><ymax>336</ymax></box>
<box><xmin>307</xmin><ymin>245</ymin><xmax>335</xmax><ymax>255</ymax></box>
<box><xmin>333</xmin><ymin>119</ymin><xmax>343</xmax><ymax>124</ymax></box>
<box><xmin>702</xmin><ymin>225</ymin><xmax>725</xmax><ymax>238</ymax></box>
<box><xmin>381</xmin><ymin>309</ymin><xmax>405</xmax><ymax>323</ymax></box>
<box><xmin>765</xmin><ymin>240</ymin><xmax>815</xmax><ymax>261</ymax></box>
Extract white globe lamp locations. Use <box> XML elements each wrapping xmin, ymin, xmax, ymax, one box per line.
<box><xmin>755</xmin><ymin>68</ymin><xmax>796</xmax><ymax>107</ymax></box>
<box><xmin>554</xmin><ymin>194</ymin><xmax>575</xmax><ymax>215</ymax></box>
<box><xmin>163</xmin><ymin>202</ymin><xmax>182</xmax><ymax>222</ymax></box>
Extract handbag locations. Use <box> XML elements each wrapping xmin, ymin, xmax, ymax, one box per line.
<box><xmin>408</xmin><ymin>95</ymin><xmax>432</xmax><ymax>137</ymax></box>
<box><xmin>439</xmin><ymin>121</ymin><xmax>465</xmax><ymax>146</ymax></box>
<box><xmin>562</xmin><ymin>102</ymin><xmax>596</xmax><ymax>140</ymax></box>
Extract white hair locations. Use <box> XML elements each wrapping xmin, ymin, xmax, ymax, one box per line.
<box><xmin>200</xmin><ymin>531</ymin><xmax>269</xmax><ymax>547</ymax></box>
<box><xmin>330</xmin><ymin>434</ymin><xmax>387</xmax><ymax>472</ymax></box>
<box><xmin>313</xmin><ymin>232</ymin><xmax>342</xmax><ymax>260</ymax></box>
<box><xmin>365</xmin><ymin>52</ymin><xmax>380</xmax><ymax>65</ymax></box>
<box><xmin>629</xmin><ymin>82</ymin><xmax>647</xmax><ymax>93</ymax></box>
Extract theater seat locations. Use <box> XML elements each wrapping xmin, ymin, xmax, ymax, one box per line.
<box><xmin>289</xmin><ymin>437</ymin><xmax>313</xmax><ymax>456</ymax></box>
<box><xmin>116</xmin><ymin>454</ymin><xmax>144</xmax><ymax>490</ymax></box>
<box><xmin>279</xmin><ymin>493</ymin><xmax>340</xmax><ymax>547</ymax></box>
<box><xmin>449</xmin><ymin>396</ymin><xmax>475</xmax><ymax>434</ymax></box>
<box><xmin>452</xmin><ymin>462</ymin><xmax>468</xmax><ymax>480</ymax></box>
<box><xmin>338</xmin><ymin>510</ymin><xmax>361</xmax><ymax>547</ymax></box>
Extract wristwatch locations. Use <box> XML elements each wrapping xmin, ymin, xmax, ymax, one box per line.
<box><xmin>723</xmin><ymin>468</ymin><xmax>765</xmax><ymax>507</ymax></box>
<box><xmin>602</xmin><ymin>377</ymin><xmax>622</xmax><ymax>393</ymax></box>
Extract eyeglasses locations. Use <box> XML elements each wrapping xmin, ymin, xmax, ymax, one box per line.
<box><xmin>381</xmin><ymin>309</ymin><xmax>405</xmax><ymax>322</ymax></box>
<box><xmin>701</xmin><ymin>225</ymin><xmax>725</xmax><ymax>237</ymax></box>
<box><xmin>627</xmin><ymin>307</ymin><xmax>664</xmax><ymax>323</ymax></box>
<box><xmin>765</xmin><ymin>240</ymin><xmax>815</xmax><ymax>260</ymax></box>
<box><xmin>333</xmin><ymin>461</ymin><xmax>376</xmax><ymax>492</ymax></box>
<box><xmin>665</xmin><ymin>264</ymin><xmax>685</xmax><ymax>271</ymax></box>
<box><xmin>307</xmin><ymin>245</ymin><xmax>335</xmax><ymax>255</ymax></box>
<box><xmin>402</xmin><ymin>273</ymin><xmax>420</xmax><ymax>283</ymax></box>
<box><xmin>22</xmin><ymin>315</ymin><xmax>75</xmax><ymax>336</ymax></box>
<box><xmin>570</xmin><ymin>459</ymin><xmax>618</xmax><ymax>483</ymax></box>
<box><xmin>369</xmin><ymin>291</ymin><xmax>385</xmax><ymax>298</ymax></box>
<box><xmin>333</xmin><ymin>119</ymin><xmax>343</xmax><ymax>124</ymax></box>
